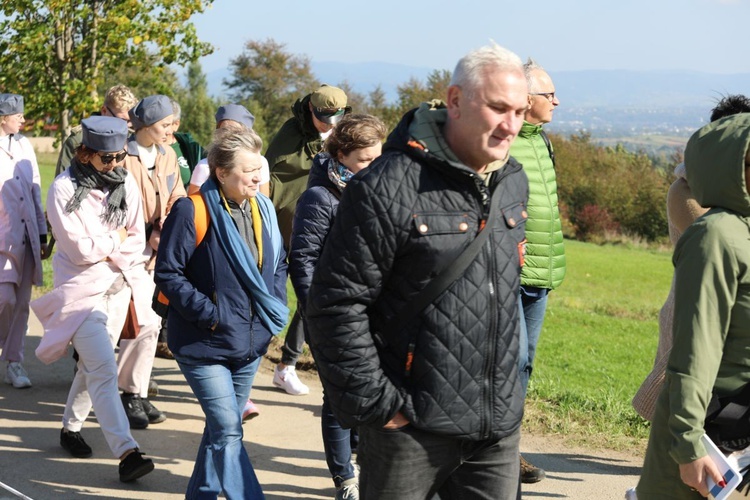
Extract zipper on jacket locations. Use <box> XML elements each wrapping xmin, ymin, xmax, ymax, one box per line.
<box><xmin>482</xmin><ymin>249</ymin><xmax>498</xmax><ymax>439</ymax></box>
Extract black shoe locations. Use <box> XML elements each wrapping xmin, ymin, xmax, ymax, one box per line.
<box><xmin>121</xmin><ymin>393</ymin><xmax>149</xmax><ymax>429</ymax></box>
<box><xmin>148</xmin><ymin>378</ymin><xmax>159</xmax><ymax>398</ymax></box>
<box><xmin>119</xmin><ymin>449</ymin><xmax>154</xmax><ymax>482</ymax></box>
<box><xmin>520</xmin><ymin>454</ymin><xmax>546</xmax><ymax>484</ymax></box>
<box><xmin>141</xmin><ymin>398</ymin><xmax>166</xmax><ymax>424</ymax></box>
<box><xmin>60</xmin><ymin>428</ymin><xmax>92</xmax><ymax>458</ymax></box>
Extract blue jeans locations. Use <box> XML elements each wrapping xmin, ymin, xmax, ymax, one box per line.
<box><xmin>177</xmin><ymin>357</ymin><xmax>263</xmax><ymax>500</ymax></box>
<box><xmin>322</xmin><ymin>392</ymin><xmax>358</xmax><ymax>487</ymax></box>
<box><xmin>518</xmin><ymin>286</ymin><xmax>549</xmax><ymax>399</ymax></box>
<box><xmin>358</xmin><ymin>424</ymin><xmax>521</xmax><ymax>500</ymax></box>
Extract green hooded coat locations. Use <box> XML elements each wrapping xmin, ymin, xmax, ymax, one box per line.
<box><xmin>637</xmin><ymin>114</ymin><xmax>750</xmax><ymax>499</ymax></box>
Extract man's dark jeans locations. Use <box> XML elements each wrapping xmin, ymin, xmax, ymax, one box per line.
<box><xmin>358</xmin><ymin>423</ymin><xmax>521</xmax><ymax>499</ymax></box>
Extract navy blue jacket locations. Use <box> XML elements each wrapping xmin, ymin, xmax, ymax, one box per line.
<box><xmin>288</xmin><ymin>153</ymin><xmax>341</xmax><ymax>315</ymax></box>
<box><xmin>155</xmin><ymin>194</ymin><xmax>288</xmax><ymax>364</ymax></box>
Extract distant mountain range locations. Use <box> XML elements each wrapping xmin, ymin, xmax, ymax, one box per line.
<box><xmin>205</xmin><ymin>62</ymin><xmax>750</xmax><ymax>140</ymax></box>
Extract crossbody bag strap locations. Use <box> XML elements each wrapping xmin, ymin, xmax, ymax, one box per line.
<box><xmin>379</xmin><ymin>181</ymin><xmax>501</xmax><ymax>377</ymax></box>
<box><xmin>539</xmin><ymin>129</ymin><xmax>555</xmax><ymax>167</ymax></box>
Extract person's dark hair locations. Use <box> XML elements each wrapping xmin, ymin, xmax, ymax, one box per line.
<box><xmin>710</xmin><ymin>94</ymin><xmax>750</xmax><ymax>122</ymax></box>
<box><xmin>74</xmin><ymin>144</ymin><xmax>97</xmax><ymax>164</ymax></box>
<box><xmin>324</xmin><ymin>114</ymin><xmax>387</xmax><ymax>159</ymax></box>
<box><xmin>208</xmin><ymin>127</ymin><xmax>263</xmax><ymax>179</ymax></box>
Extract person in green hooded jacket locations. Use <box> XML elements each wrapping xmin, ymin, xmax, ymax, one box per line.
<box><xmin>636</xmin><ymin>113</ymin><xmax>750</xmax><ymax>499</ymax></box>
<box><xmin>508</xmin><ymin>57</ymin><xmax>566</xmax><ymax>484</ymax></box>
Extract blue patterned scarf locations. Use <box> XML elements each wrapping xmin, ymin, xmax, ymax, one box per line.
<box><xmin>200</xmin><ymin>177</ymin><xmax>289</xmax><ymax>335</ymax></box>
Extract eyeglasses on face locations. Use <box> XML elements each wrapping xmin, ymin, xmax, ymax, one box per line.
<box><xmin>98</xmin><ymin>151</ymin><xmax>128</xmax><ymax>164</ymax></box>
<box><xmin>530</xmin><ymin>92</ymin><xmax>556</xmax><ymax>102</ymax></box>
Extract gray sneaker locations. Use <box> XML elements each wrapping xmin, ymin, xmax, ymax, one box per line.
<box><xmin>5</xmin><ymin>362</ymin><xmax>31</xmax><ymax>388</ymax></box>
<box><xmin>336</xmin><ymin>478</ymin><xmax>359</xmax><ymax>500</ymax></box>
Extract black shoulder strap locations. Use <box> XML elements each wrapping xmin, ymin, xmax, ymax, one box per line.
<box><xmin>539</xmin><ymin>129</ymin><xmax>556</xmax><ymax>167</ymax></box>
<box><xmin>380</xmin><ymin>181</ymin><xmax>501</xmax><ymax>377</ymax></box>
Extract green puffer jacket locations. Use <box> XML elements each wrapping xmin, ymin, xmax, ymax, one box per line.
<box><xmin>266</xmin><ymin>94</ymin><xmax>323</xmax><ymax>247</ymax></box>
<box><xmin>509</xmin><ymin>121</ymin><xmax>566</xmax><ymax>289</ymax></box>
<box><xmin>637</xmin><ymin>114</ymin><xmax>750</xmax><ymax>499</ymax></box>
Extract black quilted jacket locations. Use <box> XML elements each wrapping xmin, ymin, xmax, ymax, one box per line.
<box><xmin>307</xmin><ymin>107</ymin><xmax>529</xmax><ymax>440</ymax></box>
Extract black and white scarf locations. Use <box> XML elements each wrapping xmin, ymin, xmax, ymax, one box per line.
<box><xmin>64</xmin><ymin>158</ymin><xmax>128</xmax><ymax>227</ymax></box>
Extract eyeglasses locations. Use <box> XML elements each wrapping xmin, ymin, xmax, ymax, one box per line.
<box><xmin>530</xmin><ymin>92</ymin><xmax>556</xmax><ymax>102</ymax></box>
<box><xmin>98</xmin><ymin>151</ymin><xmax>128</xmax><ymax>164</ymax></box>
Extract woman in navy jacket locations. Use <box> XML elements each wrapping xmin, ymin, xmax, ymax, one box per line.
<box><xmin>155</xmin><ymin>128</ymin><xmax>288</xmax><ymax>499</ymax></box>
<box><xmin>289</xmin><ymin>114</ymin><xmax>386</xmax><ymax>499</ymax></box>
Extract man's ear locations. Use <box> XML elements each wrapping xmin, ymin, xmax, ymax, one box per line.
<box><xmin>446</xmin><ymin>85</ymin><xmax>462</xmax><ymax>119</ymax></box>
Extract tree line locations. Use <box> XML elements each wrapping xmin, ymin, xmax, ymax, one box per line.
<box><xmin>0</xmin><ymin>4</ymin><xmax>674</xmax><ymax>243</ymax></box>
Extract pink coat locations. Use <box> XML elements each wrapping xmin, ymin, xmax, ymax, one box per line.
<box><xmin>32</xmin><ymin>169</ymin><xmax>156</xmax><ymax>364</ymax></box>
<box><xmin>0</xmin><ymin>133</ymin><xmax>46</xmax><ymax>286</ymax></box>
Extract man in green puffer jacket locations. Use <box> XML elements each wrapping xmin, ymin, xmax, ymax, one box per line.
<box><xmin>508</xmin><ymin>58</ymin><xmax>566</xmax><ymax>484</ymax></box>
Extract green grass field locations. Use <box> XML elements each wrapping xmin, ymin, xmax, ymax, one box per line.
<box><xmin>36</xmin><ymin>152</ymin><xmax>668</xmax><ymax>451</ymax></box>
<box><xmin>526</xmin><ymin>239</ymin><xmax>671</xmax><ymax>451</ymax></box>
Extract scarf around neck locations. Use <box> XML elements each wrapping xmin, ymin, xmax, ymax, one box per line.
<box><xmin>201</xmin><ymin>177</ymin><xmax>288</xmax><ymax>335</ymax></box>
<box><xmin>326</xmin><ymin>156</ymin><xmax>355</xmax><ymax>193</ymax></box>
<box><xmin>65</xmin><ymin>158</ymin><xmax>128</xmax><ymax>227</ymax></box>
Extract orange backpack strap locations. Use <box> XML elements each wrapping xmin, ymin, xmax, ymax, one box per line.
<box><xmin>189</xmin><ymin>193</ymin><xmax>210</xmax><ymax>247</ymax></box>
<box><xmin>154</xmin><ymin>193</ymin><xmax>210</xmax><ymax>314</ymax></box>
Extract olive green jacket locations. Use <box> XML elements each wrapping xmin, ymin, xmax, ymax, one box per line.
<box><xmin>266</xmin><ymin>94</ymin><xmax>323</xmax><ymax>247</ymax></box>
<box><xmin>637</xmin><ymin>114</ymin><xmax>750</xmax><ymax>499</ymax></box>
<box><xmin>509</xmin><ymin>121</ymin><xmax>566</xmax><ymax>289</ymax></box>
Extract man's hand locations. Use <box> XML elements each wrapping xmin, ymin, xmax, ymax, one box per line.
<box><xmin>679</xmin><ymin>455</ymin><xmax>726</xmax><ymax>497</ymax></box>
<box><xmin>40</xmin><ymin>243</ymin><xmax>51</xmax><ymax>260</ymax></box>
<box><xmin>383</xmin><ymin>411</ymin><xmax>409</xmax><ymax>430</ymax></box>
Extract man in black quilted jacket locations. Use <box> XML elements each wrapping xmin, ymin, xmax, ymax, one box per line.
<box><xmin>307</xmin><ymin>43</ymin><xmax>530</xmax><ymax>500</ymax></box>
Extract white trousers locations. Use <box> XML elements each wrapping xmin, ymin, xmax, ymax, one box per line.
<box><xmin>0</xmin><ymin>242</ymin><xmax>34</xmax><ymax>363</ymax></box>
<box><xmin>116</xmin><ymin>268</ymin><xmax>159</xmax><ymax>397</ymax></box>
<box><xmin>63</xmin><ymin>285</ymin><xmax>138</xmax><ymax>458</ymax></box>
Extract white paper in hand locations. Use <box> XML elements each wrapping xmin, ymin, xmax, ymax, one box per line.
<box><xmin>701</xmin><ymin>434</ymin><xmax>742</xmax><ymax>500</ymax></box>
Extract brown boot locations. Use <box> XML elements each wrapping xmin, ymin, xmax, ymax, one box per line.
<box><xmin>155</xmin><ymin>342</ymin><xmax>174</xmax><ymax>359</ymax></box>
<box><xmin>520</xmin><ymin>454</ymin><xmax>546</xmax><ymax>484</ymax></box>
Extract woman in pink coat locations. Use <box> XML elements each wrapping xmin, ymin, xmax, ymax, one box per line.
<box><xmin>32</xmin><ymin>116</ymin><xmax>155</xmax><ymax>483</ymax></box>
<box><xmin>0</xmin><ymin>93</ymin><xmax>48</xmax><ymax>389</ymax></box>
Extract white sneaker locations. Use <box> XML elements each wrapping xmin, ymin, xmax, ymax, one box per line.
<box><xmin>5</xmin><ymin>362</ymin><xmax>32</xmax><ymax>388</ymax></box>
<box><xmin>336</xmin><ymin>478</ymin><xmax>359</xmax><ymax>500</ymax></box>
<box><xmin>273</xmin><ymin>365</ymin><xmax>309</xmax><ymax>395</ymax></box>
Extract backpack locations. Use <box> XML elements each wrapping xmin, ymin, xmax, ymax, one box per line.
<box><xmin>152</xmin><ymin>193</ymin><xmax>209</xmax><ymax>318</ymax></box>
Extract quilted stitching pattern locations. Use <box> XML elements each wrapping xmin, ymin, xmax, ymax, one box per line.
<box><xmin>307</xmin><ymin>138</ymin><xmax>528</xmax><ymax>440</ymax></box>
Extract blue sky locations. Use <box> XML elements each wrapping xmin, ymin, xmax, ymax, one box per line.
<box><xmin>194</xmin><ymin>0</ymin><xmax>750</xmax><ymax>75</ymax></box>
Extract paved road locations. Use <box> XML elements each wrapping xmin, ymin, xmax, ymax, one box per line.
<box><xmin>0</xmin><ymin>312</ymin><xmax>644</xmax><ymax>499</ymax></box>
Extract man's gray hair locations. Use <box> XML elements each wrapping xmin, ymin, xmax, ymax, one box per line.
<box><xmin>450</xmin><ymin>42</ymin><xmax>524</xmax><ymax>94</ymax></box>
<box><xmin>523</xmin><ymin>57</ymin><xmax>545</xmax><ymax>92</ymax></box>
<box><xmin>170</xmin><ymin>99</ymin><xmax>182</xmax><ymax>121</ymax></box>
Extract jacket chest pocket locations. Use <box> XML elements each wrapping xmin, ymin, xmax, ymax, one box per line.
<box><xmin>407</xmin><ymin>212</ymin><xmax>479</xmax><ymax>270</ymax></box>
<box><xmin>499</xmin><ymin>202</ymin><xmax>528</xmax><ymax>267</ymax></box>
<box><xmin>412</xmin><ymin>212</ymin><xmax>476</xmax><ymax>237</ymax></box>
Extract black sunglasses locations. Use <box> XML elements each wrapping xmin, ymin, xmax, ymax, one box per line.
<box><xmin>98</xmin><ymin>151</ymin><xmax>128</xmax><ymax>164</ymax></box>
